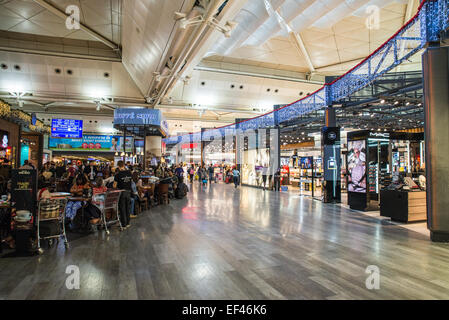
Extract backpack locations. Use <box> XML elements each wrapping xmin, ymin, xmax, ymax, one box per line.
<box><xmin>175</xmin><ymin>183</ymin><xmax>188</xmax><ymax>199</ymax></box>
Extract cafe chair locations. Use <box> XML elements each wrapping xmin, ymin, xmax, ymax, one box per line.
<box><xmin>157</xmin><ymin>183</ymin><xmax>170</xmax><ymax>205</ymax></box>
<box><xmin>146</xmin><ymin>184</ymin><xmax>156</xmax><ymax>207</ymax></box>
<box><xmin>138</xmin><ymin>194</ymin><xmax>149</xmax><ymax>213</ymax></box>
<box><xmin>98</xmin><ymin>191</ymin><xmax>124</xmax><ymax>234</ymax></box>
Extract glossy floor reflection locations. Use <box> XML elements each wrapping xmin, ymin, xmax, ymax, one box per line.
<box><xmin>1</xmin><ymin>183</ymin><xmax>449</xmax><ymax>299</ymax></box>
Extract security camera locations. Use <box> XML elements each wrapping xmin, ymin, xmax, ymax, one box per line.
<box><xmin>174</xmin><ymin>11</ymin><xmax>186</xmax><ymax>21</ymax></box>
<box><xmin>179</xmin><ymin>18</ymin><xmax>188</xmax><ymax>29</ymax></box>
<box><xmin>145</xmin><ymin>96</ymin><xmax>153</xmax><ymax>104</ymax></box>
<box><xmin>225</xmin><ymin>20</ymin><xmax>238</xmax><ymax>31</ymax></box>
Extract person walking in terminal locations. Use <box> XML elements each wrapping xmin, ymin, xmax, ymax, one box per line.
<box><xmin>274</xmin><ymin>168</ymin><xmax>281</xmax><ymax>192</ymax></box>
<box><xmin>232</xmin><ymin>167</ymin><xmax>240</xmax><ymax>188</ymax></box>
<box><xmin>113</xmin><ymin>160</ymin><xmax>133</xmax><ymax>229</ymax></box>
<box><xmin>262</xmin><ymin>166</ymin><xmax>268</xmax><ymax>191</ymax></box>
<box><xmin>188</xmin><ymin>165</ymin><xmax>195</xmax><ymax>183</ymax></box>
<box><xmin>208</xmin><ymin>164</ymin><xmax>215</xmax><ymax>184</ymax></box>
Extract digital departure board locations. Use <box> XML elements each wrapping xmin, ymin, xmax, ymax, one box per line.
<box><xmin>51</xmin><ymin>119</ymin><xmax>83</xmax><ymax>139</ymax></box>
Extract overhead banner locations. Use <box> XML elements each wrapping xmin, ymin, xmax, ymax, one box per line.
<box><xmin>114</xmin><ymin>108</ymin><xmax>161</xmax><ymax>126</ymax></box>
<box><xmin>113</xmin><ymin>108</ymin><xmax>168</xmax><ymax>136</ymax></box>
<box><xmin>49</xmin><ymin>135</ymin><xmax>133</xmax><ymax>152</ymax></box>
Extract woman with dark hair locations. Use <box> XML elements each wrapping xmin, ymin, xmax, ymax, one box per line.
<box><xmin>65</xmin><ymin>174</ymin><xmax>90</xmax><ymax>222</ymax></box>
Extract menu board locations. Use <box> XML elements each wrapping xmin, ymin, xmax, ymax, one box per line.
<box><xmin>51</xmin><ymin>119</ymin><xmax>83</xmax><ymax>139</ymax></box>
<box><xmin>11</xmin><ymin>169</ymin><xmax>37</xmax><ymax>213</ymax></box>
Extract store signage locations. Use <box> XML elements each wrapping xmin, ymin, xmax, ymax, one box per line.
<box><xmin>31</xmin><ymin>113</ymin><xmax>37</xmax><ymax>125</ymax></box>
<box><xmin>51</xmin><ymin>118</ymin><xmax>83</xmax><ymax>139</ymax></box>
<box><xmin>114</xmin><ymin>108</ymin><xmax>162</xmax><ymax>126</ymax></box>
<box><xmin>369</xmin><ymin>132</ymin><xmax>390</xmax><ymax>138</ymax></box>
<box><xmin>49</xmin><ymin>135</ymin><xmax>133</xmax><ymax>152</ymax></box>
<box><xmin>181</xmin><ymin>143</ymin><xmax>198</xmax><ymax>149</ymax></box>
<box><xmin>161</xmin><ymin>119</ymin><xmax>169</xmax><ymax>135</ymax></box>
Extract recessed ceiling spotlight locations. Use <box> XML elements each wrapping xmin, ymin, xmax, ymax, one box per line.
<box><xmin>380</xmin><ymin>99</ymin><xmax>385</xmax><ymax>104</ymax></box>
<box><xmin>394</xmin><ymin>101</ymin><xmax>399</xmax><ymax>105</ymax></box>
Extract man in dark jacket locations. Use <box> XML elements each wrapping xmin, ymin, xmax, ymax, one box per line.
<box><xmin>113</xmin><ymin>161</ymin><xmax>133</xmax><ymax>228</ymax></box>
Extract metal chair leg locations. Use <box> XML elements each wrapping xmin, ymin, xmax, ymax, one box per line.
<box><xmin>103</xmin><ymin>210</ymin><xmax>109</xmax><ymax>235</ymax></box>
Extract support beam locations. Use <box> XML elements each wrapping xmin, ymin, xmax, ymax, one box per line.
<box><xmin>0</xmin><ymin>46</ymin><xmax>121</xmax><ymax>62</ymax></box>
<box><xmin>289</xmin><ymin>32</ymin><xmax>315</xmax><ymax>73</ymax></box>
<box><xmin>156</xmin><ymin>104</ymin><xmax>265</xmax><ymax>115</ymax></box>
<box><xmin>32</xmin><ymin>0</ymin><xmax>120</xmax><ymax>51</ymax></box>
<box><xmin>161</xmin><ymin>0</ymin><xmax>249</xmax><ymax>101</ymax></box>
<box><xmin>194</xmin><ymin>65</ymin><xmax>323</xmax><ymax>84</ymax></box>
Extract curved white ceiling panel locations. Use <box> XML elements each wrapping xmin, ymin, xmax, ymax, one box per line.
<box><xmin>121</xmin><ymin>0</ymin><xmax>186</xmax><ymax>95</ymax></box>
<box><xmin>207</xmin><ymin>1</ymin><xmax>271</xmax><ymax>57</ymax></box>
<box><xmin>208</xmin><ymin>0</ymin><xmax>409</xmax><ymax>66</ymax></box>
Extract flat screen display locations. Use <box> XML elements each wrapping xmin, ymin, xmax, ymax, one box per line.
<box><xmin>300</xmin><ymin>157</ymin><xmax>313</xmax><ymax>169</ymax></box>
<box><xmin>347</xmin><ymin>140</ymin><xmax>367</xmax><ymax>193</ymax></box>
<box><xmin>51</xmin><ymin>119</ymin><xmax>83</xmax><ymax>139</ymax></box>
<box><xmin>135</xmin><ymin>139</ymin><xmax>144</xmax><ymax>148</ymax></box>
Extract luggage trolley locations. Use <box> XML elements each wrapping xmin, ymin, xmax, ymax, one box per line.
<box><xmin>95</xmin><ymin>190</ymin><xmax>123</xmax><ymax>234</ymax></box>
<box><xmin>37</xmin><ymin>197</ymin><xmax>69</xmax><ymax>251</ymax></box>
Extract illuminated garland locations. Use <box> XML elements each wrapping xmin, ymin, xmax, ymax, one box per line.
<box><xmin>0</xmin><ymin>100</ymin><xmax>50</xmax><ymax>134</ymax></box>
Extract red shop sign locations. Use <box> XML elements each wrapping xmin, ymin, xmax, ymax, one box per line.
<box><xmin>181</xmin><ymin>143</ymin><xmax>198</xmax><ymax>149</ymax></box>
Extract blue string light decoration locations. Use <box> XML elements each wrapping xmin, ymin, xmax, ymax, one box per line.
<box><xmin>163</xmin><ymin>0</ymin><xmax>449</xmax><ymax>146</ymax></box>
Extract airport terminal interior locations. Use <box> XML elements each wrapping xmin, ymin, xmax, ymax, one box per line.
<box><xmin>0</xmin><ymin>0</ymin><xmax>449</xmax><ymax>301</ymax></box>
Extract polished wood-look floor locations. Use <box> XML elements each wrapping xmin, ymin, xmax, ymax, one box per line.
<box><xmin>1</xmin><ymin>183</ymin><xmax>449</xmax><ymax>300</ymax></box>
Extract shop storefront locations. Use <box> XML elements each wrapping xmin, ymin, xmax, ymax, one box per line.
<box><xmin>0</xmin><ymin>101</ymin><xmax>50</xmax><ymax>169</ymax></box>
<box><xmin>347</xmin><ymin>130</ymin><xmax>425</xmax><ymax>213</ymax></box>
<box><xmin>0</xmin><ymin>118</ymin><xmax>19</xmax><ymax>168</ymax></box>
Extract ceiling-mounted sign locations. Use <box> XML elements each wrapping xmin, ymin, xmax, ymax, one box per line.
<box><xmin>51</xmin><ymin>118</ymin><xmax>83</xmax><ymax>139</ymax></box>
<box><xmin>113</xmin><ymin>108</ymin><xmax>162</xmax><ymax>126</ymax></box>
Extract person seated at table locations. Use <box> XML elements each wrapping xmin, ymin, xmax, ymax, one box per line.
<box><xmin>37</xmin><ymin>179</ymin><xmax>51</xmax><ymax>200</ymax></box>
<box><xmin>93</xmin><ymin>177</ymin><xmax>108</xmax><ymax>195</ymax></box>
<box><xmin>65</xmin><ymin>174</ymin><xmax>90</xmax><ymax>222</ymax></box>
<box><xmin>91</xmin><ymin>177</ymin><xmax>107</xmax><ymax>223</ymax></box>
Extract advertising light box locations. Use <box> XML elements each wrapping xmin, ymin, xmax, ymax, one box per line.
<box><xmin>49</xmin><ymin>135</ymin><xmax>133</xmax><ymax>152</ymax></box>
<box><xmin>51</xmin><ymin>119</ymin><xmax>83</xmax><ymax>139</ymax></box>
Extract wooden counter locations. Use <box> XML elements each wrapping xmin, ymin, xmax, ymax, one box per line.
<box><xmin>380</xmin><ymin>189</ymin><xmax>427</xmax><ymax>223</ymax></box>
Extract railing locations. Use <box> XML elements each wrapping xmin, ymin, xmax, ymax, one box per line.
<box><xmin>164</xmin><ymin>0</ymin><xmax>449</xmax><ymax>144</ymax></box>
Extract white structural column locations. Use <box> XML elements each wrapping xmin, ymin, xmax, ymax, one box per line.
<box><xmin>145</xmin><ymin>136</ymin><xmax>162</xmax><ymax>159</ymax></box>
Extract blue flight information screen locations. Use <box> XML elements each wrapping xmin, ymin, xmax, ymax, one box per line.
<box><xmin>51</xmin><ymin>119</ymin><xmax>83</xmax><ymax>139</ymax></box>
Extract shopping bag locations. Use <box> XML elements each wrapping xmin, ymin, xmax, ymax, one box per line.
<box><xmin>195</xmin><ymin>174</ymin><xmax>199</xmax><ymax>180</ymax></box>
